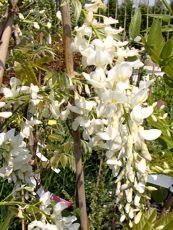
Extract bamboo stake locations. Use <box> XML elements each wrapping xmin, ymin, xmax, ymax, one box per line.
<box><xmin>115</xmin><ymin>0</ymin><xmax>118</xmax><ymax>28</ymax></box>
<box><xmin>0</xmin><ymin>0</ymin><xmax>19</xmax><ymax>87</ymax></box>
<box><xmin>146</xmin><ymin>0</ymin><xmax>149</xmax><ymax>30</ymax></box>
<box><xmin>60</xmin><ymin>1</ymin><xmax>88</xmax><ymax>229</ymax></box>
<box><xmin>60</xmin><ymin>1</ymin><xmax>74</xmax><ymax>78</ymax></box>
<box><xmin>0</xmin><ymin>14</ymin><xmax>14</xmax><ymax>86</ymax></box>
<box><xmin>123</xmin><ymin>0</ymin><xmax>127</xmax><ymax>41</ymax></box>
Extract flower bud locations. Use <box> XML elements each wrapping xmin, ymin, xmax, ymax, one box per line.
<box><xmin>134</xmin><ymin>194</ymin><xmax>141</xmax><ymax>207</ymax></box>
<box><xmin>134</xmin><ymin>211</ymin><xmax>142</xmax><ymax>224</ymax></box>
<box><xmin>120</xmin><ymin>214</ymin><xmax>126</xmax><ymax>222</ymax></box>
<box><xmin>151</xmin><ymin>115</ymin><xmax>157</xmax><ymax>122</ymax></box>
<box><xmin>19</xmin><ymin>13</ymin><xmax>24</xmax><ymax>20</ymax></box>
<box><xmin>47</xmin><ymin>22</ymin><xmax>52</xmax><ymax>29</ymax></box>
<box><xmin>33</xmin><ymin>22</ymin><xmax>40</xmax><ymax>30</ymax></box>
<box><xmin>56</xmin><ymin>11</ymin><xmax>62</xmax><ymax>21</ymax></box>
<box><xmin>137</xmin><ymin>158</ymin><xmax>146</xmax><ymax>174</ymax></box>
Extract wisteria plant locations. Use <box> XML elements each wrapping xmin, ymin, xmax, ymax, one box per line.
<box><xmin>0</xmin><ymin>0</ymin><xmax>166</xmax><ymax>229</ymax></box>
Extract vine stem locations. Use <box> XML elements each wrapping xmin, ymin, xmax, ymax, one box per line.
<box><xmin>60</xmin><ymin>1</ymin><xmax>89</xmax><ymax>229</ymax></box>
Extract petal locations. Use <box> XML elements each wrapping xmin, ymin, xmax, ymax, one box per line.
<box><xmin>54</xmin><ymin>202</ymin><xmax>68</xmax><ymax>214</ymax></box>
<box><xmin>103</xmin><ymin>16</ymin><xmax>118</xmax><ymax>25</ymax></box>
<box><xmin>141</xmin><ymin>106</ymin><xmax>153</xmax><ymax>119</ymax></box>
<box><xmin>131</xmin><ymin>105</ymin><xmax>153</xmax><ymax>124</ymax></box>
<box><xmin>10</xmin><ymin>77</ymin><xmax>20</xmax><ymax>88</ymax></box>
<box><xmin>137</xmin><ymin>159</ymin><xmax>146</xmax><ymax>174</ymax></box>
<box><xmin>0</xmin><ymin>112</ymin><xmax>12</xmax><ymax>118</ymax></box>
<box><xmin>21</xmin><ymin>125</ymin><xmax>30</xmax><ymax>138</ymax></box>
<box><xmin>130</xmin><ymin>89</ymin><xmax>148</xmax><ymax>108</ymax></box>
<box><xmin>2</xmin><ymin>88</ymin><xmax>13</xmax><ymax>97</ymax></box>
<box><xmin>134</xmin><ymin>211</ymin><xmax>142</xmax><ymax>224</ymax></box>
<box><xmin>97</xmin><ymin>132</ymin><xmax>110</xmax><ymax>140</ymax></box>
<box><xmin>141</xmin><ymin>142</ymin><xmax>152</xmax><ymax>161</ymax></box>
<box><xmin>6</xmin><ymin>129</ymin><xmax>15</xmax><ymax>140</ymax></box>
<box><xmin>134</xmin><ymin>194</ymin><xmax>141</xmax><ymax>207</ymax></box>
<box><xmin>0</xmin><ymin>133</ymin><xmax>5</xmax><ymax>145</ymax></box>
<box><xmin>140</xmin><ymin>129</ymin><xmax>161</xmax><ymax>141</ymax></box>
<box><xmin>0</xmin><ymin>102</ymin><xmax>5</xmax><ymax>108</ymax></box>
<box><xmin>125</xmin><ymin>188</ymin><xmax>133</xmax><ymax>203</ymax></box>
<box><xmin>100</xmin><ymin>90</ymin><xmax>127</xmax><ymax>103</ymax></box>
<box><xmin>120</xmin><ymin>214</ymin><xmax>126</xmax><ymax>222</ymax></box>
<box><xmin>106</xmin><ymin>158</ymin><xmax>122</xmax><ymax>166</ymax></box>
<box><xmin>135</xmin><ymin>182</ymin><xmax>145</xmax><ymax>193</ymax></box>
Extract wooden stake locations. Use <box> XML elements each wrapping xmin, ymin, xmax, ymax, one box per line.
<box><xmin>0</xmin><ymin>14</ymin><xmax>14</xmax><ymax>86</ymax></box>
<box><xmin>60</xmin><ymin>1</ymin><xmax>88</xmax><ymax>229</ymax></box>
<box><xmin>0</xmin><ymin>0</ymin><xmax>19</xmax><ymax>87</ymax></box>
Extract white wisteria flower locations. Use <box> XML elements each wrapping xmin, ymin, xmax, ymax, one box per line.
<box><xmin>0</xmin><ymin>129</ymin><xmax>35</xmax><ymax>187</ymax></box>
<box><xmin>0</xmin><ymin>112</ymin><xmax>12</xmax><ymax>118</ymax></box>
<box><xmin>71</xmin><ymin>0</ymin><xmax>162</xmax><ymax>226</ymax></box>
<box><xmin>85</xmin><ymin>0</ymin><xmax>106</xmax><ymax>13</ymax></box>
<box><xmin>33</xmin><ymin>22</ymin><xmax>40</xmax><ymax>30</ymax></box>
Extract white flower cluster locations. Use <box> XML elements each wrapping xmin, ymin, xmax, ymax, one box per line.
<box><xmin>71</xmin><ymin>0</ymin><xmax>161</xmax><ymax>226</ymax></box>
<box><xmin>0</xmin><ymin>78</ymin><xmax>80</xmax><ymax>229</ymax></box>
<box><xmin>0</xmin><ymin>77</ymin><xmax>66</xmax><ymax>186</ymax></box>
<box><xmin>28</xmin><ymin>187</ymin><xmax>80</xmax><ymax>230</ymax></box>
<box><xmin>0</xmin><ymin>78</ymin><xmax>43</xmax><ymax>188</ymax></box>
<box><xmin>0</xmin><ymin>129</ymin><xmax>35</xmax><ymax>188</ymax></box>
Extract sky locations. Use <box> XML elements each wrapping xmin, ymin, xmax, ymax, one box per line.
<box><xmin>115</xmin><ymin>0</ymin><xmax>171</xmax><ymax>7</ymax></box>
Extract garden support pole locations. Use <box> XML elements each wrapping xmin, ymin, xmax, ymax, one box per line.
<box><xmin>0</xmin><ymin>1</ymin><xmax>19</xmax><ymax>87</ymax></box>
<box><xmin>0</xmin><ymin>14</ymin><xmax>14</xmax><ymax>86</ymax></box>
<box><xmin>60</xmin><ymin>1</ymin><xmax>89</xmax><ymax>229</ymax></box>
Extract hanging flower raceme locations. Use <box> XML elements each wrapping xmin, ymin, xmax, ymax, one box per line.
<box><xmin>0</xmin><ymin>129</ymin><xmax>36</xmax><ymax>188</ymax></box>
<box><xmin>0</xmin><ymin>77</ymin><xmax>80</xmax><ymax>229</ymax></box>
<box><xmin>0</xmin><ymin>77</ymin><xmax>68</xmax><ymax>188</ymax></box>
<box><xmin>71</xmin><ymin>0</ymin><xmax>161</xmax><ymax>227</ymax></box>
<box><xmin>28</xmin><ymin>187</ymin><xmax>79</xmax><ymax>230</ymax></box>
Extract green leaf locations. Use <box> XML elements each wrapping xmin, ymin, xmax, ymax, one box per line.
<box><xmin>162</xmin><ymin>0</ymin><xmax>173</xmax><ymax>15</ymax></box>
<box><xmin>148</xmin><ymin>208</ymin><xmax>157</xmax><ymax>223</ymax></box>
<box><xmin>48</xmin><ymin>134</ymin><xmax>64</xmax><ymax>142</ymax></box>
<box><xmin>14</xmin><ymin>61</ymin><xmax>38</xmax><ymax>85</ymax></box>
<box><xmin>129</xmin><ymin>9</ymin><xmax>141</xmax><ymax>40</ymax></box>
<box><xmin>160</xmin><ymin>25</ymin><xmax>173</xmax><ymax>32</ymax></box>
<box><xmin>60</xmin><ymin>154</ymin><xmax>68</xmax><ymax>169</ymax></box>
<box><xmin>148</xmin><ymin>14</ymin><xmax>172</xmax><ymax>22</ymax></box>
<box><xmin>64</xmin><ymin>142</ymin><xmax>72</xmax><ymax>153</ymax></box>
<box><xmin>160</xmin><ymin>37</ymin><xmax>173</xmax><ymax>79</ymax></box>
<box><xmin>132</xmin><ymin>209</ymin><xmax>157</xmax><ymax>230</ymax></box>
<box><xmin>147</xmin><ymin>117</ymin><xmax>173</xmax><ymax>149</ymax></box>
<box><xmin>163</xmin><ymin>74</ymin><xmax>173</xmax><ymax>88</ymax></box>
<box><xmin>0</xmin><ymin>207</ymin><xmax>17</xmax><ymax>230</ymax></box>
<box><xmin>71</xmin><ymin>0</ymin><xmax>82</xmax><ymax>23</ymax></box>
<box><xmin>145</xmin><ymin>19</ymin><xmax>165</xmax><ymax>64</ymax></box>
<box><xmin>160</xmin><ymin>37</ymin><xmax>173</xmax><ymax>60</ymax></box>
<box><xmin>151</xmin><ymin>187</ymin><xmax>168</xmax><ymax>203</ymax></box>
<box><xmin>155</xmin><ymin>212</ymin><xmax>173</xmax><ymax>229</ymax></box>
<box><xmin>34</xmin><ymin>56</ymin><xmax>53</xmax><ymax>66</ymax></box>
